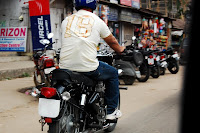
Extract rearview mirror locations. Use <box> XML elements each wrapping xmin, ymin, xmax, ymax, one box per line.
<box><xmin>132</xmin><ymin>36</ymin><xmax>136</xmax><ymax>41</ymax></box>
<box><xmin>47</xmin><ymin>33</ymin><xmax>54</xmax><ymax>39</ymax></box>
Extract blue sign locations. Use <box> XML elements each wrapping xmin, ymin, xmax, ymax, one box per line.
<box><xmin>29</xmin><ymin>0</ymin><xmax>52</xmax><ymax>51</ymax></box>
<box><xmin>30</xmin><ymin>15</ymin><xmax>52</xmax><ymax>50</ymax></box>
<box><xmin>108</xmin><ymin>7</ymin><xmax>119</xmax><ymax>21</ymax></box>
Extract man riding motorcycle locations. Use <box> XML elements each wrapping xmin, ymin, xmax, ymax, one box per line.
<box><xmin>59</xmin><ymin>0</ymin><xmax>125</xmax><ymax>120</ymax></box>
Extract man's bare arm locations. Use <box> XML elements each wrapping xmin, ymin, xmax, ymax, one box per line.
<box><xmin>103</xmin><ymin>34</ymin><xmax>125</xmax><ymax>54</ymax></box>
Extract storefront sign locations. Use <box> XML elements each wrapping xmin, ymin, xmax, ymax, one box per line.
<box><xmin>0</xmin><ymin>27</ymin><xmax>27</xmax><ymax>52</ymax></box>
<box><xmin>108</xmin><ymin>7</ymin><xmax>118</xmax><ymax>21</ymax></box>
<box><xmin>132</xmin><ymin>13</ymin><xmax>142</xmax><ymax>24</ymax></box>
<box><xmin>132</xmin><ymin>0</ymin><xmax>140</xmax><ymax>9</ymax></box>
<box><xmin>29</xmin><ymin>0</ymin><xmax>52</xmax><ymax>51</ymax></box>
<box><xmin>120</xmin><ymin>0</ymin><xmax>132</xmax><ymax>7</ymax></box>
<box><xmin>120</xmin><ymin>9</ymin><xmax>132</xmax><ymax>22</ymax></box>
<box><xmin>120</xmin><ymin>10</ymin><xmax>141</xmax><ymax>24</ymax></box>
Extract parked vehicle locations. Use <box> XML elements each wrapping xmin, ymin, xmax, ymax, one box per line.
<box><xmin>157</xmin><ymin>51</ymin><xmax>168</xmax><ymax>75</ymax></box>
<box><xmin>164</xmin><ymin>48</ymin><xmax>180</xmax><ymax>74</ymax></box>
<box><xmin>97</xmin><ymin>42</ymin><xmax>137</xmax><ymax>85</ymax></box>
<box><xmin>33</xmin><ymin>33</ymin><xmax>57</xmax><ymax>88</ymax></box>
<box><xmin>125</xmin><ymin>36</ymin><xmax>150</xmax><ymax>82</ymax></box>
<box><xmin>38</xmin><ymin>68</ymin><xmax>123</xmax><ymax>133</ymax></box>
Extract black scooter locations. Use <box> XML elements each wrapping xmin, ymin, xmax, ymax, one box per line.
<box><xmin>97</xmin><ymin>43</ymin><xmax>137</xmax><ymax>85</ymax></box>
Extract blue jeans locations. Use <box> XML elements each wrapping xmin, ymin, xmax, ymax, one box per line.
<box><xmin>82</xmin><ymin>61</ymin><xmax>119</xmax><ymax>114</ymax></box>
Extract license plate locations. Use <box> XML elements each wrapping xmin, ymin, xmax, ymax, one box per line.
<box><xmin>44</xmin><ymin>67</ymin><xmax>56</xmax><ymax>74</ymax></box>
<box><xmin>148</xmin><ymin>58</ymin><xmax>154</xmax><ymax>65</ymax></box>
<box><xmin>38</xmin><ymin>98</ymin><xmax>60</xmax><ymax>118</ymax></box>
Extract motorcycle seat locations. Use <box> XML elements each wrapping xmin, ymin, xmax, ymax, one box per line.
<box><xmin>51</xmin><ymin>69</ymin><xmax>96</xmax><ymax>87</ymax></box>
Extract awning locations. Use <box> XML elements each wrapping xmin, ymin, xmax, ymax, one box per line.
<box><xmin>172</xmin><ymin>19</ymin><xmax>185</xmax><ymax>30</ymax></box>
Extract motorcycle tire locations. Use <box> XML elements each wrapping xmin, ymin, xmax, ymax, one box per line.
<box><xmin>137</xmin><ymin>62</ymin><xmax>150</xmax><ymax>82</ymax></box>
<box><xmin>48</xmin><ymin>108</ymin><xmax>66</xmax><ymax>133</ymax></box>
<box><xmin>48</xmin><ymin>121</ymin><xmax>59</xmax><ymax>133</ymax></box>
<box><xmin>33</xmin><ymin>67</ymin><xmax>46</xmax><ymax>88</ymax></box>
<box><xmin>151</xmin><ymin>66</ymin><xmax>160</xmax><ymax>78</ymax></box>
<box><xmin>104</xmin><ymin>95</ymin><xmax>120</xmax><ymax>132</ymax></box>
<box><xmin>168</xmin><ymin>61</ymin><xmax>179</xmax><ymax>74</ymax></box>
<box><xmin>48</xmin><ymin>104</ymin><xmax>79</xmax><ymax>133</ymax></box>
<box><xmin>122</xmin><ymin>76</ymin><xmax>135</xmax><ymax>85</ymax></box>
<box><xmin>160</xmin><ymin>67</ymin><xmax>166</xmax><ymax>75</ymax></box>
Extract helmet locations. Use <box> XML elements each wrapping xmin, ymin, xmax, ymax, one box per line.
<box><xmin>75</xmin><ymin>0</ymin><xmax>97</xmax><ymax>10</ymax></box>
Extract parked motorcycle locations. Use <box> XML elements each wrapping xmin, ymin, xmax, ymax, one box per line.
<box><xmin>140</xmin><ymin>48</ymin><xmax>160</xmax><ymax>79</ymax></box>
<box><xmin>125</xmin><ymin>36</ymin><xmax>150</xmax><ymax>82</ymax></box>
<box><xmin>157</xmin><ymin>50</ymin><xmax>168</xmax><ymax>75</ymax></box>
<box><xmin>164</xmin><ymin>48</ymin><xmax>180</xmax><ymax>74</ymax></box>
<box><xmin>97</xmin><ymin>42</ymin><xmax>137</xmax><ymax>85</ymax></box>
<box><xmin>38</xmin><ymin>68</ymin><xmax>122</xmax><ymax>133</ymax></box>
<box><xmin>33</xmin><ymin>33</ymin><xmax>57</xmax><ymax>88</ymax></box>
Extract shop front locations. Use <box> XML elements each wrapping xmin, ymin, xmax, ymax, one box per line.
<box><xmin>119</xmin><ymin>9</ymin><xmax>142</xmax><ymax>45</ymax></box>
<box><xmin>135</xmin><ymin>16</ymin><xmax>171</xmax><ymax>50</ymax></box>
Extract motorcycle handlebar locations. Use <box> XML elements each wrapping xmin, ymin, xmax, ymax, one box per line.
<box><xmin>113</xmin><ymin>49</ymin><xmax>133</xmax><ymax>59</ymax></box>
<box><xmin>45</xmin><ymin>42</ymin><xmax>56</xmax><ymax>48</ymax></box>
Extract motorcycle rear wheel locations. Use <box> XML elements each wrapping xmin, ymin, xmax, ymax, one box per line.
<box><xmin>137</xmin><ymin>62</ymin><xmax>150</xmax><ymax>82</ymax></box>
<box><xmin>122</xmin><ymin>76</ymin><xmax>135</xmax><ymax>85</ymax></box>
<box><xmin>160</xmin><ymin>67</ymin><xmax>166</xmax><ymax>75</ymax></box>
<box><xmin>33</xmin><ymin>67</ymin><xmax>46</xmax><ymax>87</ymax></box>
<box><xmin>151</xmin><ymin>65</ymin><xmax>160</xmax><ymax>78</ymax></box>
<box><xmin>48</xmin><ymin>104</ymin><xmax>79</xmax><ymax>133</ymax></box>
<box><xmin>168</xmin><ymin>61</ymin><xmax>179</xmax><ymax>74</ymax></box>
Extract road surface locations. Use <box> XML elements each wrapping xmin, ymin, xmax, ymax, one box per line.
<box><xmin>0</xmin><ymin>67</ymin><xmax>184</xmax><ymax>133</ymax></box>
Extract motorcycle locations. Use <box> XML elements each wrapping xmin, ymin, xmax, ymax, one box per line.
<box><xmin>140</xmin><ymin>48</ymin><xmax>160</xmax><ymax>79</ymax></box>
<box><xmin>97</xmin><ymin>42</ymin><xmax>137</xmax><ymax>85</ymax></box>
<box><xmin>124</xmin><ymin>36</ymin><xmax>151</xmax><ymax>82</ymax></box>
<box><xmin>164</xmin><ymin>48</ymin><xmax>180</xmax><ymax>74</ymax></box>
<box><xmin>38</xmin><ymin>68</ymin><xmax>122</xmax><ymax>133</ymax></box>
<box><xmin>157</xmin><ymin>50</ymin><xmax>168</xmax><ymax>75</ymax></box>
<box><xmin>33</xmin><ymin>33</ymin><xmax>57</xmax><ymax>88</ymax></box>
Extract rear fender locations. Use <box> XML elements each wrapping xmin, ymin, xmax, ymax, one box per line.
<box><xmin>121</xmin><ymin>68</ymin><xmax>136</xmax><ymax>77</ymax></box>
<box><xmin>115</xmin><ymin>60</ymin><xmax>136</xmax><ymax>77</ymax></box>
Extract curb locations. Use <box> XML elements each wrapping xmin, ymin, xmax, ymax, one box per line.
<box><xmin>0</xmin><ymin>67</ymin><xmax>34</xmax><ymax>81</ymax></box>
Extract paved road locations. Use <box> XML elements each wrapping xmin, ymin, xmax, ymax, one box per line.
<box><xmin>113</xmin><ymin>93</ymin><xmax>180</xmax><ymax>133</ymax></box>
<box><xmin>0</xmin><ymin>67</ymin><xmax>184</xmax><ymax>133</ymax></box>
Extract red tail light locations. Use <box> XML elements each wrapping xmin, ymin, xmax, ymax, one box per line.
<box><xmin>149</xmin><ymin>55</ymin><xmax>153</xmax><ymax>59</ymax></box>
<box><xmin>41</xmin><ymin>87</ymin><xmax>57</xmax><ymax>98</ymax></box>
<box><xmin>45</xmin><ymin>118</ymin><xmax>52</xmax><ymax>123</ymax></box>
<box><xmin>44</xmin><ymin>59</ymin><xmax>54</xmax><ymax>68</ymax></box>
<box><xmin>161</xmin><ymin>55</ymin><xmax>165</xmax><ymax>60</ymax></box>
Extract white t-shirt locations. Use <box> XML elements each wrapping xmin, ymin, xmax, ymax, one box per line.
<box><xmin>59</xmin><ymin>10</ymin><xmax>111</xmax><ymax>72</ymax></box>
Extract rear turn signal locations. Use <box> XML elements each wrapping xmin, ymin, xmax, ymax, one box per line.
<box><xmin>41</xmin><ymin>87</ymin><xmax>57</xmax><ymax>98</ymax></box>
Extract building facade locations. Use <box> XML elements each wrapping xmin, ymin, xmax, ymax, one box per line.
<box><xmin>0</xmin><ymin>0</ymin><xmax>173</xmax><ymax>57</ymax></box>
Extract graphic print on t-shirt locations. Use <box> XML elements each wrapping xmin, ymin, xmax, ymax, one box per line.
<box><xmin>64</xmin><ymin>15</ymin><xmax>94</xmax><ymax>38</ymax></box>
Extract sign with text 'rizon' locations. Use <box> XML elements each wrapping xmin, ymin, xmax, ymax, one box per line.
<box><xmin>29</xmin><ymin>0</ymin><xmax>52</xmax><ymax>51</ymax></box>
<box><xmin>0</xmin><ymin>27</ymin><xmax>27</xmax><ymax>52</ymax></box>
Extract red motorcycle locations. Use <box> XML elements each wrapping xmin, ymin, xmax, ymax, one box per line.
<box><xmin>33</xmin><ymin>33</ymin><xmax>58</xmax><ymax>88</ymax></box>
